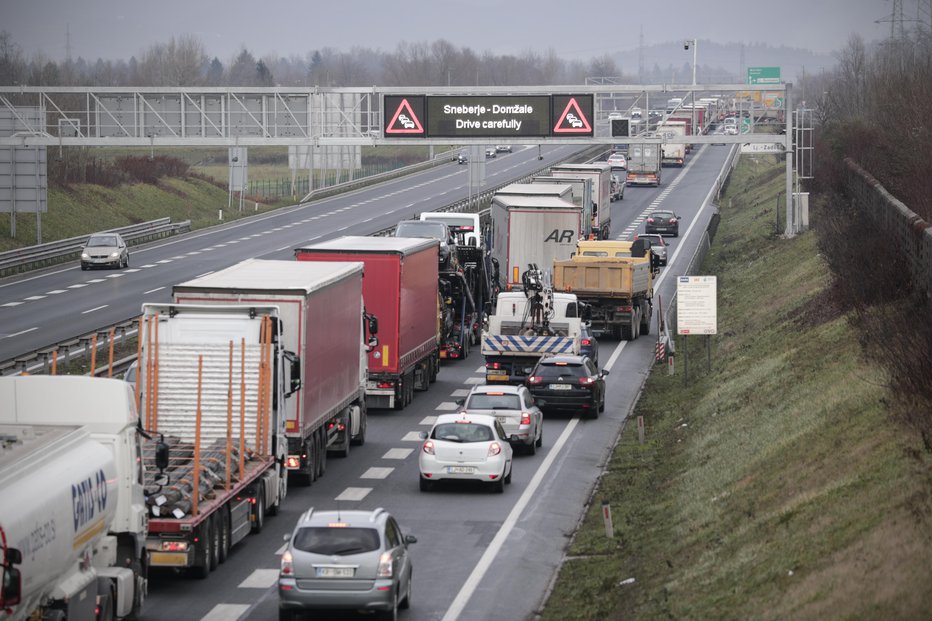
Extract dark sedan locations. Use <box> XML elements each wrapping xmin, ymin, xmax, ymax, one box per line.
<box><xmin>526</xmin><ymin>355</ymin><xmax>608</xmax><ymax>419</ymax></box>
<box><xmin>579</xmin><ymin>323</ymin><xmax>599</xmax><ymax>368</ymax></box>
<box><xmin>645</xmin><ymin>210</ymin><xmax>680</xmax><ymax>237</ymax></box>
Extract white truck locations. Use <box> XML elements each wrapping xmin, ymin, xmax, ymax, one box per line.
<box><xmin>481</xmin><ymin>285</ymin><xmax>584</xmax><ymax>385</ymax></box>
<box><xmin>0</xmin><ymin>375</ymin><xmax>148</xmax><ymax>621</ymax></box>
<box><xmin>658</xmin><ymin>120</ymin><xmax>688</xmax><ymax>166</ymax></box>
<box><xmin>549</xmin><ymin>163</ymin><xmax>613</xmax><ymax>239</ymax></box>
<box><xmin>137</xmin><ymin>303</ymin><xmax>289</xmax><ymax>578</ymax></box>
<box><xmin>490</xmin><ymin>190</ymin><xmax>584</xmax><ymax>292</ymax></box>
<box><xmin>172</xmin><ymin>259</ymin><xmax>377</xmax><ymax>486</ymax></box>
<box><xmin>531</xmin><ymin>175</ymin><xmax>594</xmax><ymax>234</ymax></box>
<box><xmin>626</xmin><ymin>143</ymin><xmax>663</xmax><ymax>187</ymax></box>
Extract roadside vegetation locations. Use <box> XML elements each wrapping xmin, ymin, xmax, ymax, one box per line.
<box><xmin>541</xmin><ymin>154</ymin><xmax>931</xmax><ymax>620</ymax></box>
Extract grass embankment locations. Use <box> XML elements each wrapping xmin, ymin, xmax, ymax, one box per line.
<box><xmin>0</xmin><ymin>176</ymin><xmax>283</xmax><ymax>252</ymax></box>
<box><xmin>542</xmin><ymin>155</ymin><xmax>932</xmax><ymax>620</ymax></box>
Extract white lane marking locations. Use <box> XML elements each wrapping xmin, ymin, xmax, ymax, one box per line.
<box><xmin>187</xmin><ymin>251</ymin><xmax>201</xmax><ymax>255</ymax></box>
<box><xmin>4</xmin><ymin>327</ymin><xmax>37</xmax><ymax>338</ymax></box>
<box><xmin>237</xmin><ymin>569</ymin><xmax>279</xmax><ymax>589</ymax></box>
<box><xmin>451</xmin><ymin>388</ymin><xmax>470</xmax><ymax>397</ymax></box>
<box><xmin>87</xmin><ymin>278</ymin><xmax>105</xmax><ymax>283</ymax></box>
<box><xmin>474</xmin><ymin>366</ymin><xmax>485</xmax><ymax>373</ymax></box>
<box><xmin>106</xmin><ymin>273</ymin><xmax>124</xmax><ymax>278</ymax></box>
<box><xmin>419</xmin><ymin>416</ymin><xmax>437</xmax><ymax>426</ymax></box>
<box><xmin>171</xmin><ymin>255</ymin><xmax>186</xmax><ymax>260</ymax></box>
<box><xmin>140</xmin><ymin>264</ymin><xmax>157</xmax><ymax>268</ymax></box>
<box><xmin>335</xmin><ymin>487</ymin><xmax>372</xmax><ymax>501</ymax></box>
<box><xmin>276</xmin><ymin>543</ymin><xmax>288</xmax><ymax>555</ymax></box>
<box><xmin>214</xmin><ymin>244</ymin><xmax>227</xmax><ymax>247</ymax></box>
<box><xmin>157</xmin><ymin>259</ymin><xmax>172</xmax><ymax>264</ymax></box>
<box><xmin>144</xmin><ymin>287</ymin><xmax>165</xmax><ymax>295</ymax></box>
<box><xmin>401</xmin><ymin>431</ymin><xmax>423</xmax><ymax>442</ymax></box>
<box><xmin>123</xmin><ymin>268</ymin><xmax>141</xmax><ymax>273</ymax></box>
<box><xmin>24</xmin><ymin>295</ymin><xmax>45</xmax><ymax>301</ymax></box>
<box><xmin>82</xmin><ymin>305</ymin><xmax>108</xmax><ymax>314</ymax></box>
<box><xmin>361</xmin><ymin>467</ymin><xmax>394</xmax><ymax>479</ymax></box>
<box><xmin>199</xmin><ymin>604</ymin><xmax>249</xmax><ymax>621</ymax></box>
<box><xmin>435</xmin><ymin>402</ymin><xmax>459</xmax><ymax>411</ymax></box>
<box><xmin>383</xmin><ymin>448</ymin><xmax>414</xmax><ymax>460</ymax></box>
<box><xmin>46</xmin><ymin>290</ymin><xmax>66</xmax><ymax>295</ymax></box>
<box><xmin>67</xmin><ymin>283</ymin><xmax>87</xmax><ymax>289</ymax></box>
<box><xmin>196</xmin><ymin>271</ymin><xmax>214</xmax><ymax>278</ymax></box>
<box><xmin>464</xmin><ymin>377</ymin><xmax>484</xmax><ymax>384</ymax></box>
<box><xmin>275</xmin><ymin>245</ymin><xmax>291</xmax><ymax>252</ymax></box>
<box><xmin>603</xmin><ymin>340</ymin><xmax>627</xmax><ymax>372</ymax></box>
<box><xmin>442</xmin><ymin>418</ymin><xmax>580</xmax><ymax>621</ymax></box>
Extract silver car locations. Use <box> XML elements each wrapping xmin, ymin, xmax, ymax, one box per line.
<box><xmin>81</xmin><ymin>232</ymin><xmax>129</xmax><ymax>270</ymax></box>
<box><xmin>458</xmin><ymin>384</ymin><xmax>544</xmax><ymax>455</ymax></box>
<box><xmin>279</xmin><ymin>507</ymin><xmax>416</xmax><ymax>621</ymax></box>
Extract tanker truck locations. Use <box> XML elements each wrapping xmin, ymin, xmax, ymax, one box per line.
<box><xmin>0</xmin><ymin>375</ymin><xmax>148</xmax><ymax>621</ymax></box>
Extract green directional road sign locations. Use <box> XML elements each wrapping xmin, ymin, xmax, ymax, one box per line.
<box><xmin>747</xmin><ymin>66</ymin><xmax>781</xmax><ymax>85</ymax></box>
<box><xmin>741</xmin><ymin>118</ymin><xmax>752</xmax><ymax>134</ymax></box>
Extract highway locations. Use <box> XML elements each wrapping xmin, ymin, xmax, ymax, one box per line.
<box><xmin>0</xmin><ymin>140</ymin><xmax>732</xmax><ymax>620</ymax></box>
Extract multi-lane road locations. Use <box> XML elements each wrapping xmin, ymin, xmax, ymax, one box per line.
<box><xmin>0</xmin><ymin>141</ymin><xmax>733</xmax><ymax>621</ymax></box>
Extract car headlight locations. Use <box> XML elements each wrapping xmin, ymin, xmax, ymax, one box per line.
<box><xmin>110</xmin><ymin>251</ymin><xmax>120</xmax><ymax>258</ymax></box>
<box><xmin>81</xmin><ymin>252</ymin><xmax>89</xmax><ymax>259</ymax></box>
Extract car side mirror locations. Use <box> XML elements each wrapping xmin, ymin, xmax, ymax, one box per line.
<box><xmin>405</xmin><ymin>535</ymin><xmax>418</xmax><ymax>545</ymax></box>
<box><xmin>455</xmin><ymin>398</ymin><xmax>465</xmax><ymax>406</ymax></box>
<box><xmin>283</xmin><ymin>533</ymin><xmax>291</xmax><ymax>542</ymax></box>
<box><xmin>1</xmin><ymin>564</ymin><xmax>22</xmax><ymax>607</ymax></box>
<box><xmin>418</xmin><ymin>431</ymin><xmax>428</xmax><ymax>440</ymax></box>
<box><xmin>601</xmin><ymin>369</ymin><xmax>610</xmax><ymax>376</ymax></box>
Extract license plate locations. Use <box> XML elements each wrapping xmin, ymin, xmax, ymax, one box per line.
<box><xmin>549</xmin><ymin>384</ymin><xmax>572</xmax><ymax>390</ymax></box>
<box><xmin>448</xmin><ymin>466</ymin><xmax>475</xmax><ymax>474</ymax></box>
<box><xmin>316</xmin><ymin>566</ymin><xmax>354</xmax><ymax>578</ymax></box>
<box><xmin>495</xmin><ymin>416</ymin><xmax>508</xmax><ymax>424</ymax></box>
<box><xmin>486</xmin><ymin>374</ymin><xmax>508</xmax><ymax>382</ymax></box>
<box><xmin>149</xmin><ymin>552</ymin><xmax>188</xmax><ymax>567</ymax></box>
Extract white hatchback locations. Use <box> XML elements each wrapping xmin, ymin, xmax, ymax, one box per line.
<box><xmin>418</xmin><ymin>413</ymin><xmax>514</xmax><ymax>493</ymax></box>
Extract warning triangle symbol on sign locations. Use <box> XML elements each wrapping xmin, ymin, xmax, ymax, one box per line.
<box><xmin>553</xmin><ymin>98</ymin><xmax>592</xmax><ymax>133</ymax></box>
<box><xmin>386</xmin><ymin>98</ymin><xmax>424</xmax><ymax>134</ymax></box>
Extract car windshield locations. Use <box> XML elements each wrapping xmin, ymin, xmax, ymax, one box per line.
<box><xmin>396</xmin><ymin>222</ymin><xmax>446</xmax><ymax>240</ymax></box>
<box><xmin>432</xmin><ymin>422</ymin><xmax>494</xmax><ymax>443</ymax></box>
<box><xmin>536</xmin><ymin>363</ymin><xmax>587</xmax><ymax>379</ymax></box>
<box><xmin>652</xmin><ymin>212</ymin><xmax>675</xmax><ymax>219</ymax></box>
<box><xmin>466</xmin><ymin>394</ymin><xmax>522</xmax><ymax>410</ymax></box>
<box><xmin>292</xmin><ymin>527</ymin><xmax>380</xmax><ymax>555</ymax></box>
<box><xmin>425</xmin><ymin>216</ymin><xmax>474</xmax><ymax>229</ymax></box>
<box><xmin>87</xmin><ymin>235</ymin><xmax>117</xmax><ymax>247</ymax></box>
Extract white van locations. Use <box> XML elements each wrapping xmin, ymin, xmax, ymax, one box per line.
<box><xmin>419</xmin><ymin>211</ymin><xmax>482</xmax><ymax>248</ymax></box>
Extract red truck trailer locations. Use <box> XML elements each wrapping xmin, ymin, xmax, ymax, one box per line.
<box><xmin>295</xmin><ymin>236</ymin><xmax>441</xmax><ymax>410</ymax></box>
<box><xmin>172</xmin><ymin>259</ymin><xmax>374</xmax><ymax>486</ymax></box>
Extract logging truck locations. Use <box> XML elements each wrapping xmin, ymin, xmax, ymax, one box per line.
<box><xmin>136</xmin><ymin>303</ymin><xmax>290</xmax><ymax>578</ymax></box>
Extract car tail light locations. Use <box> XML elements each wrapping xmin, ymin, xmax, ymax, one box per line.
<box><xmin>488</xmin><ymin>442</ymin><xmax>502</xmax><ymax>456</ymax></box>
<box><xmin>280</xmin><ymin>550</ymin><xmax>293</xmax><ymax>576</ymax></box>
<box><xmin>581</xmin><ymin>338</ymin><xmax>592</xmax><ymax>346</ymax></box>
<box><xmin>579</xmin><ymin>376</ymin><xmax>596</xmax><ymax>386</ymax></box>
<box><xmin>377</xmin><ymin>551</ymin><xmax>393</xmax><ymax>578</ymax></box>
<box><xmin>647</xmin><ymin>217</ymin><xmax>655</xmax><ymax>224</ymax></box>
<box><xmin>520</xmin><ymin>412</ymin><xmax>531</xmax><ymax>425</ymax></box>
<box><xmin>669</xmin><ymin>217</ymin><xmax>677</xmax><ymax>224</ymax></box>
<box><xmin>422</xmin><ymin>440</ymin><xmax>435</xmax><ymax>455</ymax></box>
<box><xmin>527</xmin><ymin>376</ymin><xmax>543</xmax><ymax>385</ymax></box>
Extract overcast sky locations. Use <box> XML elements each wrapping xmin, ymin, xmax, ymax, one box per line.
<box><xmin>5</xmin><ymin>0</ymin><xmax>888</xmax><ymax>62</ymax></box>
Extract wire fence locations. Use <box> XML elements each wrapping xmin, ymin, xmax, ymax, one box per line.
<box><xmin>248</xmin><ymin>162</ymin><xmax>418</xmax><ymax>199</ymax></box>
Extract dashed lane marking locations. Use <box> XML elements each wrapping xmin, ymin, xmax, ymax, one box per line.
<box><xmin>144</xmin><ymin>287</ymin><xmax>165</xmax><ymax>295</ymax></box>
<box><xmin>335</xmin><ymin>487</ymin><xmax>372</xmax><ymax>501</ymax></box>
<box><xmin>67</xmin><ymin>284</ymin><xmax>87</xmax><ymax>288</ymax></box>
<box><xmin>464</xmin><ymin>377</ymin><xmax>484</xmax><ymax>384</ymax></box>
<box><xmin>435</xmin><ymin>402</ymin><xmax>459</xmax><ymax>411</ymax></box>
<box><xmin>237</xmin><ymin>569</ymin><xmax>279</xmax><ymax>589</ymax></box>
<box><xmin>46</xmin><ymin>290</ymin><xmax>66</xmax><ymax>295</ymax></box>
<box><xmin>451</xmin><ymin>388</ymin><xmax>470</xmax><ymax>397</ymax></box>
<box><xmin>82</xmin><ymin>304</ymin><xmax>108</xmax><ymax>314</ymax></box>
<box><xmin>199</xmin><ymin>604</ymin><xmax>249</xmax><ymax>621</ymax></box>
<box><xmin>383</xmin><ymin>448</ymin><xmax>414</xmax><ymax>460</ymax></box>
<box><xmin>24</xmin><ymin>295</ymin><xmax>45</xmax><ymax>301</ymax></box>
<box><xmin>401</xmin><ymin>431</ymin><xmax>423</xmax><ymax>442</ymax></box>
<box><xmin>361</xmin><ymin>467</ymin><xmax>394</xmax><ymax>479</ymax></box>
<box><xmin>419</xmin><ymin>416</ymin><xmax>437</xmax><ymax>426</ymax></box>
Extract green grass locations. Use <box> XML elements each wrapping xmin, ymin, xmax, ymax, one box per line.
<box><xmin>541</xmin><ymin>154</ymin><xmax>932</xmax><ymax>620</ymax></box>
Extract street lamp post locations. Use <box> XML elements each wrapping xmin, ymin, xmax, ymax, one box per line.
<box><xmin>685</xmin><ymin>39</ymin><xmax>697</xmax><ymax>139</ymax></box>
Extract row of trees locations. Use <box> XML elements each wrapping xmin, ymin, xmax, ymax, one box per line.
<box><xmin>0</xmin><ymin>30</ymin><xmax>736</xmax><ymax>88</ymax></box>
<box><xmin>804</xmin><ymin>30</ymin><xmax>932</xmax><ymax>444</ymax></box>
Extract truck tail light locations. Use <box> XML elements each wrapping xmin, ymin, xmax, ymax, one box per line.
<box><xmin>286</xmin><ymin>456</ymin><xmax>301</xmax><ymax>469</ymax></box>
<box><xmin>521</xmin><ymin>412</ymin><xmax>531</xmax><ymax>425</ymax></box>
<box><xmin>377</xmin><ymin>381</ymin><xmax>394</xmax><ymax>389</ymax></box>
<box><xmin>487</xmin><ymin>362</ymin><xmax>501</xmax><ymax>370</ymax></box>
<box><xmin>581</xmin><ymin>338</ymin><xmax>592</xmax><ymax>346</ymax></box>
<box><xmin>377</xmin><ymin>552</ymin><xmax>393</xmax><ymax>578</ymax></box>
<box><xmin>161</xmin><ymin>541</ymin><xmax>188</xmax><ymax>552</ymax></box>
<box><xmin>616</xmin><ymin>305</ymin><xmax>632</xmax><ymax>312</ymax></box>
<box><xmin>281</xmin><ymin>550</ymin><xmax>294</xmax><ymax>576</ymax></box>
<box><xmin>422</xmin><ymin>440</ymin><xmax>435</xmax><ymax>455</ymax></box>
<box><xmin>488</xmin><ymin>442</ymin><xmax>502</xmax><ymax>456</ymax></box>
<box><xmin>528</xmin><ymin>376</ymin><xmax>543</xmax><ymax>385</ymax></box>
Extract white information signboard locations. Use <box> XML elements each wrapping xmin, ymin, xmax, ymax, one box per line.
<box><xmin>677</xmin><ymin>276</ymin><xmax>717</xmax><ymax>335</ymax></box>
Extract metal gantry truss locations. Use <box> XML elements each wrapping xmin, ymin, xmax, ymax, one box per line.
<box><xmin>0</xmin><ymin>84</ymin><xmax>788</xmax><ymax>147</ymax></box>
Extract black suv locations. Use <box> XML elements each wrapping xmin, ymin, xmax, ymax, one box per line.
<box><xmin>526</xmin><ymin>355</ymin><xmax>608</xmax><ymax>418</ymax></box>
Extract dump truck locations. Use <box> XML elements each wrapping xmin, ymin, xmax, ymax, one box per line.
<box><xmin>295</xmin><ymin>236</ymin><xmax>441</xmax><ymax>410</ymax></box>
<box><xmin>553</xmin><ymin>239</ymin><xmax>654</xmax><ymax>340</ymax></box>
<box><xmin>481</xmin><ymin>267</ymin><xmax>584</xmax><ymax>385</ymax></box>
<box><xmin>137</xmin><ymin>303</ymin><xmax>289</xmax><ymax>578</ymax></box>
<box><xmin>549</xmin><ymin>163</ymin><xmax>613</xmax><ymax>239</ymax></box>
<box><xmin>172</xmin><ymin>259</ymin><xmax>377</xmax><ymax>486</ymax></box>
<box><xmin>0</xmin><ymin>375</ymin><xmax>148</xmax><ymax>621</ymax></box>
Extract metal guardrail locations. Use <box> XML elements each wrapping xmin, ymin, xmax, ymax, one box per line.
<box><xmin>1</xmin><ymin>146</ymin><xmax>605</xmax><ymax>377</ymax></box>
<box><xmin>0</xmin><ymin>218</ymin><xmax>192</xmax><ymax>277</ymax></box>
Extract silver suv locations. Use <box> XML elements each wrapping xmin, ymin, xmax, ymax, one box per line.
<box><xmin>279</xmin><ymin>507</ymin><xmax>416</xmax><ymax>620</ymax></box>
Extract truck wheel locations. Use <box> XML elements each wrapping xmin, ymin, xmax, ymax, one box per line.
<box><xmin>218</xmin><ymin>507</ymin><xmax>231</xmax><ymax>563</ymax></box>
<box><xmin>330</xmin><ymin>423</ymin><xmax>351</xmax><ymax>458</ymax></box>
<box><xmin>97</xmin><ymin>585</ymin><xmax>115</xmax><ymax>621</ymax></box>
<box><xmin>192</xmin><ymin>522</ymin><xmax>212</xmax><ymax>579</ymax></box>
<box><xmin>251</xmin><ymin>483</ymin><xmax>265</xmax><ymax>534</ymax></box>
<box><xmin>351</xmin><ymin>409</ymin><xmax>367</xmax><ymax>446</ymax></box>
<box><xmin>318</xmin><ymin>429</ymin><xmax>327</xmax><ymax>476</ymax></box>
<box><xmin>640</xmin><ymin>311</ymin><xmax>651</xmax><ymax>336</ymax></box>
<box><xmin>208</xmin><ymin>514</ymin><xmax>221</xmax><ymax>571</ymax></box>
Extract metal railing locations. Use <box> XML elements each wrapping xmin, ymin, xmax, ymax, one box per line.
<box><xmin>1</xmin><ymin>146</ymin><xmax>604</xmax><ymax>376</ymax></box>
<box><xmin>0</xmin><ymin>218</ymin><xmax>191</xmax><ymax>277</ymax></box>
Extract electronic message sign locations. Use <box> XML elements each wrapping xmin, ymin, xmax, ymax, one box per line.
<box><xmin>426</xmin><ymin>96</ymin><xmax>551</xmax><ymax>137</ymax></box>
<box><xmin>383</xmin><ymin>94</ymin><xmax>595</xmax><ymax>138</ymax></box>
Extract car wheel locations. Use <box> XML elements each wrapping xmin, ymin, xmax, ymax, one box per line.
<box><xmin>399</xmin><ymin>569</ymin><xmax>412</xmax><ymax>609</ymax></box>
<box><xmin>588</xmin><ymin>397</ymin><xmax>600</xmax><ymax>419</ymax></box>
<box><xmin>526</xmin><ymin>437</ymin><xmax>537</xmax><ymax>455</ymax></box>
<box><xmin>419</xmin><ymin>477</ymin><xmax>432</xmax><ymax>492</ymax></box>
<box><xmin>80</xmin><ymin>263</ymin><xmax>88</xmax><ymax>271</ymax></box>
<box><xmin>536</xmin><ymin>425</ymin><xmax>543</xmax><ymax>448</ymax></box>
<box><xmin>379</xmin><ymin>589</ymin><xmax>399</xmax><ymax>621</ymax></box>
<box><xmin>505</xmin><ymin>462</ymin><xmax>512</xmax><ymax>484</ymax></box>
<box><xmin>278</xmin><ymin>608</ymin><xmax>298</xmax><ymax>621</ymax></box>
<box><xmin>599</xmin><ymin>391</ymin><xmax>606</xmax><ymax>413</ymax></box>
<box><xmin>492</xmin><ymin>476</ymin><xmax>505</xmax><ymax>493</ymax></box>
